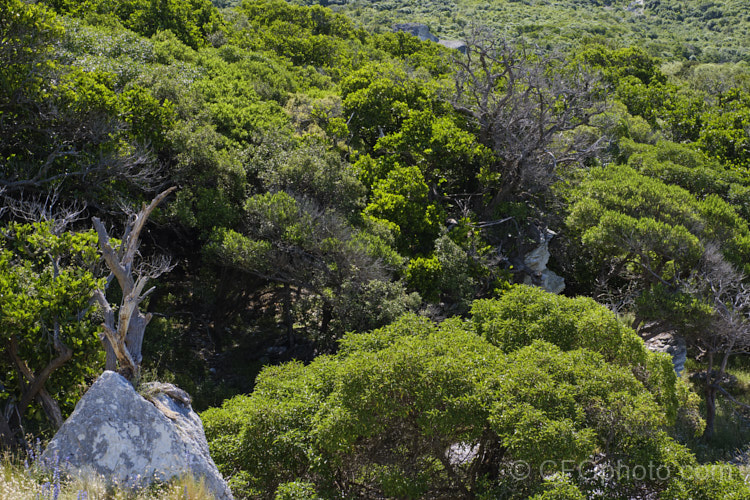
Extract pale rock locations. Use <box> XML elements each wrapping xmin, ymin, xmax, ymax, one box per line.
<box><xmin>524</xmin><ymin>242</ymin><xmax>551</xmax><ymax>274</ymax></box>
<box><xmin>447</xmin><ymin>442</ymin><xmax>478</xmax><ymax>466</ymax></box>
<box><xmin>540</xmin><ymin>269</ymin><xmax>566</xmax><ymax>295</ymax></box>
<box><xmin>645</xmin><ymin>333</ymin><xmax>687</xmax><ymax>376</ymax></box>
<box><xmin>41</xmin><ymin>371</ymin><xmax>233</xmax><ymax>500</ymax></box>
<box><xmin>437</xmin><ymin>40</ymin><xmax>468</xmax><ymax>54</ymax></box>
<box><xmin>393</xmin><ymin>22</ymin><xmax>439</xmax><ymax>42</ymax></box>
<box><xmin>522</xmin><ymin>232</ymin><xmax>565</xmax><ymax>294</ymax></box>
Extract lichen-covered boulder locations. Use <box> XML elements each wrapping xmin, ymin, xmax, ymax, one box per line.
<box><xmin>41</xmin><ymin>371</ymin><xmax>233</xmax><ymax>500</ymax></box>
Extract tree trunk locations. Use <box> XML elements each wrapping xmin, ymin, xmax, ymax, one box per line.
<box><xmin>9</xmin><ymin>339</ymin><xmax>64</xmax><ymax>429</ymax></box>
<box><xmin>320</xmin><ymin>302</ymin><xmax>333</xmax><ymax>338</ymax></box>
<box><xmin>703</xmin><ymin>351</ymin><xmax>717</xmax><ymax>440</ymax></box>
<box><xmin>8</xmin><ymin>334</ymin><xmax>71</xmax><ymax>426</ymax></box>
<box><xmin>92</xmin><ymin>186</ymin><xmax>175</xmax><ymax>381</ymax></box>
<box><xmin>283</xmin><ymin>283</ymin><xmax>295</xmax><ymax>348</ymax></box>
<box><xmin>0</xmin><ymin>412</ymin><xmax>14</xmax><ymax>449</ymax></box>
<box><xmin>103</xmin><ymin>336</ymin><xmax>117</xmax><ymax>371</ymax></box>
<box><xmin>209</xmin><ymin>267</ymin><xmax>234</xmax><ymax>352</ymax></box>
<box><xmin>125</xmin><ymin>310</ymin><xmax>151</xmax><ymax>373</ymax></box>
<box><xmin>704</xmin><ymin>383</ymin><xmax>717</xmax><ymax>440</ymax></box>
<box><xmin>35</xmin><ymin>390</ymin><xmax>63</xmax><ymax>429</ymax></box>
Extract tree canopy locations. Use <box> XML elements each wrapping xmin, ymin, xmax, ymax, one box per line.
<box><xmin>3</xmin><ymin>0</ymin><xmax>750</xmax><ymax>495</ymax></box>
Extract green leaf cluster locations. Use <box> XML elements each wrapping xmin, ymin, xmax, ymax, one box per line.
<box><xmin>203</xmin><ymin>286</ymin><xmax>706</xmax><ymax>498</ymax></box>
<box><xmin>0</xmin><ymin>222</ymin><xmax>104</xmax><ymax>428</ymax></box>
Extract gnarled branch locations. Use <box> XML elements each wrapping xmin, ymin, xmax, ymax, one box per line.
<box><xmin>93</xmin><ymin>187</ymin><xmax>176</xmax><ymax>380</ymax></box>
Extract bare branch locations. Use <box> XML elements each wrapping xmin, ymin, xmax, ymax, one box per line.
<box><xmin>452</xmin><ymin>28</ymin><xmax>607</xmax><ymax>208</ymax></box>
<box><xmin>1</xmin><ymin>189</ymin><xmax>87</xmax><ymax>233</ymax></box>
<box><xmin>93</xmin><ymin>187</ymin><xmax>177</xmax><ymax>380</ymax></box>
<box><xmin>122</xmin><ymin>187</ymin><xmax>177</xmax><ymax>267</ymax></box>
<box><xmin>93</xmin><ymin>217</ymin><xmax>132</xmax><ymax>294</ymax></box>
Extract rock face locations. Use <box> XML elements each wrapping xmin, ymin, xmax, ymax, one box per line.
<box><xmin>522</xmin><ymin>231</ymin><xmax>565</xmax><ymax>294</ymax></box>
<box><xmin>447</xmin><ymin>442</ymin><xmax>478</xmax><ymax>466</ymax></box>
<box><xmin>393</xmin><ymin>22</ymin><xmax>439</xmax><ymax>42</ymax></box>
<box><xmin>41</xmin><ymin>371</ymin><xmax>233</xmax><ymax>500</ymax></box>
<box><xmin>393</xmin><ymin>23</ymin><xmax>467</xmax><ymax>53</ymax></box>
<box><xmin>645</xmin><ymin>333</ymin><xmax>687</xmax><ymax>376</ymax></box>
<box><xmin>437</xmin><ymin>39</ymin><xmax>468</xmax><ymax>54</ymax></box>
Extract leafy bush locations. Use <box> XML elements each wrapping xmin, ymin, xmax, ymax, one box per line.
<box><xmin>203</xmin><ymin>289</ymin><xmax>707</xmax><ymax>499</ymax></box>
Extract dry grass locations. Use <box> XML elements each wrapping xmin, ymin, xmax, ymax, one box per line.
<box><xmin>0</xmin><ymin>452</ymin><xmax>217</xmax><ymax>500</ymax></box>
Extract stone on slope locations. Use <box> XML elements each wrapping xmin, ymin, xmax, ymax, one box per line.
<box><xmin>41</xmin><ymin>371</ymin><xmax>233</xmax><ymax>500</ymax></box>
<box><xmin>437</xmin><ymin>39</ymin><xmax>468</xmax><ymax>54</ymax></box>
<box><xmin>393</xmin><ymin>22</ymin><xmax>439</xmax><ymax>42</ymax></box>
<box><xmin>645</xmin><ymin>333</ymin><xmax>687</xmax><ymax>376</ymax></box>
<box><xmin>522</xmin><ymin>230</ymin><xmax>565</xmax><ymax>294</ymax></box>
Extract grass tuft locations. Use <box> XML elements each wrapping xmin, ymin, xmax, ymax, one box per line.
<box><xmin>0</xmin><ymin>451</ymin><xmax>217</xmax><ymax>500</ymax></box>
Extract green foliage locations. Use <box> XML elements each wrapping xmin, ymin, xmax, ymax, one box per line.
<box><xmin>527</xmin><ymin>475</ymin><xmax>585</xmax><ymax>500</ymax></box>
<box><xmin>578</xmin><ymin>45</ymin><xmax>666</xmax><ymax>86</ymax></box>
<box><xmin>565</xmin><ymin>164</ymin><xmax>750</xmax><ymax>275</ymax></box>
<box><xmin>370</xmin><ymin>31</ymin><xmax>452</xmax><ymax>76</ymax></box>
<box><xmin>371</xmin><ymin>108</ymin><xmax>494</xmax><ymax>193</ymax></box>
<box><xmin>471</xmin><ymin>286</ymin><xmax>641</xmax><ymax>359</ymax></box>
<box><xmin>234</xmin><ymin>0</ymin><xmax>364</xmax><ymax>74</ymax></box>
<box><xmin>192</xmin><ymin>61</ymin><xmax>288</xmax><ymax>145</ymax></box>
<box><xmin>0</xmin><ymin>0</ymin><xmax>62</xmax><ymax>102</ymax></box>
<box><xmin>470</xmin><ymin>285</ymin><xmax>682</xmax><ymax>421</ymax></box>
<box><xmin>405</xmin><ymin>235</ymin><xmax>476</xmax><ymax>309</ymax></box>
<box><xmin>204</xmin><ymin>296</ymin><xmax>704</xmax><ymax>498</ymax></box>
<box><xmin>406</xmin><ymin>256</ymin><xmax>442</xmax><ymax>302</ymax></box>
<box><xmin>45</xmin><ymin>0</ymin><xmax>224</xmax><ymax>49</ymax></box>
<box><xmin>327</xmin><ymin>279</ymin><xmax>421</xmax><ymax>335</ymax></box>
<box><xmin>660</xmin><ymin>464</ymin><xmax>750</xmax><ymax>500</ymax></box>
<box><xmin>206</xmin><ymin>188</ymin><xmax>412</xmax><ymax>343</ymax></box>
<box><xmin>364</xmin><ymin>163</ymin><xmax>444</xmax><ymax>254</ymax></box>
<box><xmin>313</xmin><ymin>0</ymin><xmax>750</xmax><ymax>64</ymax></box>
<box><xmin>626</xmin><ymin>140</ymin><xmax>728</xmax><ymax>195</ymax></box>
<box><xmin>10</xmin><ymin>0</ymin><xmax>750</xmax><ymax>494</ymax></box>
<box><xmin>0</xmin><ymin>222</ymin><xmax>104</xmax><ymax>428</ymax></box>
<box><xmin>621</xmin><ymin>138</ymin><xmax>750</xmax><ymax>226</ymax></box>
<box><xmin>1</xmin><ymin>0</ymin><xmax>176</xmax><ymax>205</ymax></box>
<box><xmin>696</xmin><ymin>89</ymin><xmax>750</xmax><ymax>170</ymax></box>
<box><xmin>340</xmin><ymin>62</ymin><xmax>444</xmax><ymax>148</ymax></box>
<box><xmin>247</xmin><ymin>135</ymin><xmax>365</xmax><ymax>217</ymax></box>
<box><xmin>274</xmin><ymin>481</ymin><xmax>321</xmax><ymax>500</ymax></box>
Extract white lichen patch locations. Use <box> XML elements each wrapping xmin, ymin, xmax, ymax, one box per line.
<box><xmin>94</xmin><ymin>422</ymin><xmax>130</xmax><ymax>471</ymax></box>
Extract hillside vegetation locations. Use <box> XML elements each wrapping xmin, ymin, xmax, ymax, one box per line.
<box><xmin>294</xmin><ymin>0</ymin><xmax>750</xmax><ymax>63</ymax></box>
<box><xmin>2</xmin><ymin>0</ymin><xmax>750</xmax><ymax>497</ymax></box>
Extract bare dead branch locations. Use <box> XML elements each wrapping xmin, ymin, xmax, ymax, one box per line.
<box><xmin>452</xmin><ymin>28</ymin><xmax>607</xmax><ymax>208</ymax></box>
<box><xmin>93</xmin><ymin>187</ymin><xmax>176</xmax><ymax>380</ymax></box>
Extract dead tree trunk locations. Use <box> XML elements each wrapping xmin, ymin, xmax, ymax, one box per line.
<box><xmin>693</xmin><ymin>246</ymin><xmax>750</xmax><ymax>440</ymax></box>
<box><xmin>92</xmin><ymin>187</ymin><xmax>176</xmax><ymax>381</ymax></box>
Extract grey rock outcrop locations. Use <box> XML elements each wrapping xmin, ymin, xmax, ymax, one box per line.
<box><xmin>393</xmin><ymin>23</ymin><xmax>439</xmax><ymax>42</ymax></box>
<box><xmin>392</xmin><ymin>23</ymin><xmax>467</xmax><ymax>53</ymax></box>
<box><xmin>437</xmin><ymin>39</ymin><xmax>468</xmax><ymax>54</ymax></box>
<box><xmin>447</xmin><ymin>442</ymin><xmax>478</xmax><ymax>466</ymax></box>
<box><xmin>645</xmin><ymin>333</ymin><xmax>687</xmax><ymax>376</ymax></box>
<box><xmin>522</xmin><ymin>230</ymin><xmax>565</xmax><ymax>294</ymax></box>
<box><xmin>41</xmin><ymin>371</ymin><xmax>233</xmax><ymax>500</ymax></box>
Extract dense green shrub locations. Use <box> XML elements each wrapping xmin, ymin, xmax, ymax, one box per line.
<box><xmin>203</xmin><ymin>289</ymin><xmax>706</xmax><ymax>499</ymax></box>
